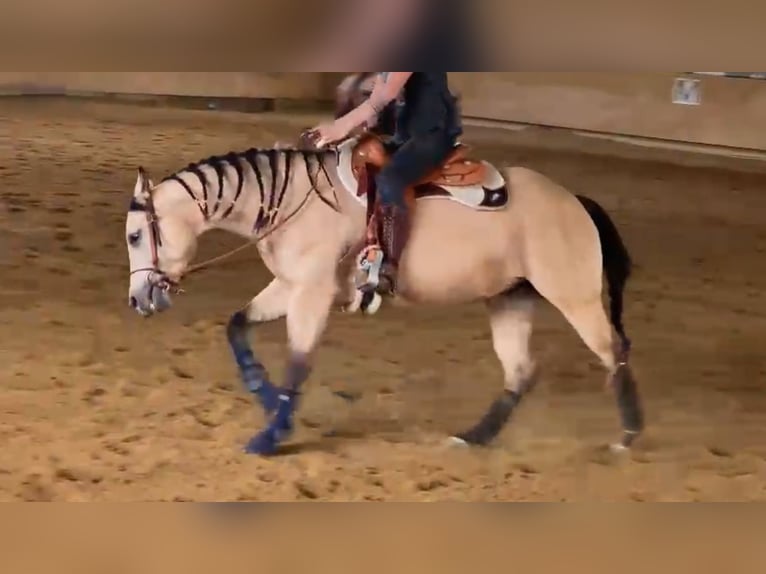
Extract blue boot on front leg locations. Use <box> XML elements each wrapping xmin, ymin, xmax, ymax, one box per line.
<box><xmin>237</xmin><ymin>354</ymin><xmax>281</xmax><ymax>415</ymax></box>
<box><xmin>227</xmin><ymin>311</ymin><xmax>281</xmax><ymax>414</ymax></box>
<box><xmin>245</xmin><ymin>393</ymin><xmax>297</xmax><ymax>456</ymax></box>
<box><xmin>251</xmin><ymin>374</ymin><xmax>280</xmax><ymax>415</ymax></box>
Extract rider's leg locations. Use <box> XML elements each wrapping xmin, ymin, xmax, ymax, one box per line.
<box><xmin>359</xmin><ymin>130</ymin><xmax>455</xmax><ymax>292</ymax></box>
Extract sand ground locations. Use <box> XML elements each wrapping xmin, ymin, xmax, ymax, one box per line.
<box><xmin>1</xmin><ymin>97</ymin><xmax>765</xmax><ymax>501</ymax></box>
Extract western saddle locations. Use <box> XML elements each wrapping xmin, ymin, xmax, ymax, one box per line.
<box><xmin>351</xmin><ymin>133</ymin><xmax>486</xmax><ymax>192</ymax></box>
<box><xmin>348</xmin><ymin>133</ymin><xmax>487</xmax><ymax>252</ymax></box>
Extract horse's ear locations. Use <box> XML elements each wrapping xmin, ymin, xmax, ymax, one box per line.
<box><xmin>134</xmin><ymin>167</ymin><xmax>153</xmax><ymax>201</ymax></box>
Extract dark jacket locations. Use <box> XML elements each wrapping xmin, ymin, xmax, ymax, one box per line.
<box><xmin>389</xmin><ymin>72</ymin><xmax>462</xmax><ymax>142</ymax></box>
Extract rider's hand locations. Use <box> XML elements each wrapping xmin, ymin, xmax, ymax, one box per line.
<box><xmin>311</xmin><ymin>119</ymin><xmax>351</xmax><ymax>148</ymax></box>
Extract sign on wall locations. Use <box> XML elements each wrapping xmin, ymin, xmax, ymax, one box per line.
<box><xmin>672</xmin><ymin>72</ymin><xmax>766</xmax><ymax>106</ymax></box>
<box><xmin>673</xmin><ymin>77</ymin><xmax>702</xmax><ymax>105</ymax></box>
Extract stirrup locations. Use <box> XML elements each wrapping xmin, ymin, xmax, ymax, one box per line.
<box><xmin>356</xmin><ymin>245</ymin><xmax>384</xmax><ymax>292</ymax></box>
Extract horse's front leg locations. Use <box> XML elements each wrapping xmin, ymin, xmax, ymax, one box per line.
<box><xmin>226</xmin><ymin>278</ymin><xmax>290</xmax><ymax>415</ymax></box>
<box><xmin>246</xmin><ymin>277</ymin><xmax>337</xmax><ymax>456</ymax></box>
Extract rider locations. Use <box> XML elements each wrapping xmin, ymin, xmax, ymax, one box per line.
<box><xmin>313</xmin><ymin>72</ymin><xmax>462</xmax><ymax>292</ymax></box>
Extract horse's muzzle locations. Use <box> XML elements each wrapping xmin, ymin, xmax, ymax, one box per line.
<box><xmin>128</xmin><ymin>281</ymin><xmax>173</xmax><ymax>317</ymax></box>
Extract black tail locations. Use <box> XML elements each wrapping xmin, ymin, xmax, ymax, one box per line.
<box><xmin>576</xmin><ymin>195</ymin><xmax>633</xmax><ymax>356</ymax></box>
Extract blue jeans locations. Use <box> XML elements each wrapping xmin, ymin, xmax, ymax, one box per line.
<box><xmin>377</xmin><ymin>130</ymin><xmax>457</xmax><ymax>207</ymax></box>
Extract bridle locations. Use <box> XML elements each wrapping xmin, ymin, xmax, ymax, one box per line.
<box><xmin>129</xmin><ymin>191</ymin><xmax>184</xmax><ymax>298</ymax></box>
<box><xmin>128</xmin><ymin>144</ymin><xmax>343</xmax><ymax>297</ymax></box>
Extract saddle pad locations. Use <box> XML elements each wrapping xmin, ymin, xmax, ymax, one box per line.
<box><xmin>336</xmin><ymin>138</ymin><xmax>509</xmax><ymax>212</ymax></box>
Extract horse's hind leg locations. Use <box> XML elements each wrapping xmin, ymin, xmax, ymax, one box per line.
<box><xmin>226</xmin><ymin>278</ymin><xmax>290</xmax><ymax>415</ymax></box>
<box><xmin>555</xmin><ymin>297</ymin><xmax>644</xmax><ymax>450</ymax></box>
<box><xmin>454</xmin><ymin>288</ymin><xmax>538</xmax><ymax>446</ymax></box>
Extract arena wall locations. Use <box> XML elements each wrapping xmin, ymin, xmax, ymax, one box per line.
<box><xmin>2</xmin><ymin>72</ymin><xmax>766</xmax><ymax>151</ymax></box>
<box><xmin>449</xmin><ymin>73</ymin><xmax>766</xmax><ymax>152</ymax></box>
<box><xmin>0</xmin><ymin>73</ymin><xmax>333</xmax><ymax>101</ymax></box>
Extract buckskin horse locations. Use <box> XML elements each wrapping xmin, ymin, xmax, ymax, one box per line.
<box><xmin>125</xmin><ymin>131</ymin><xmax>644</xmax><ymax>456</ymax></box>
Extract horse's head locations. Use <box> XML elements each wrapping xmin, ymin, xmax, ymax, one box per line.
<box><xmin>125</xmin><ymin>167</ymin><xmax>200</xmax><ymax>317</ymax></box>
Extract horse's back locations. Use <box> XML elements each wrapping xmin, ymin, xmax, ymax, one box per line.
<box><xmin>502</xmin><ymin>167</ymin><xmax>604</xmax><ymax>297</ymax></box>
<box><xmin>505</xmin><ymin>166</ymin><xmax>578</xmax><ymax>202</ymax></box>
<box><xmin>398</xmin><ymin>166</ymin><xmax>602</xmax><ymax>303</ymax></box>
<box><xmin>503</xmin><ymin>166</ymin><xmax>599</xmax><ymax>235</ymax></box>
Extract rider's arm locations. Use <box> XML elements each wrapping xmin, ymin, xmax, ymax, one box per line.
<box><xmin>337</xmin><ymin>73</ymin><xmax>412</xmax><ymax>133</ymax></box>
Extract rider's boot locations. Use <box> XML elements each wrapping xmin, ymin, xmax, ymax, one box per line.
<box><xmin>357</xmin><ymin>203</ymin><xmax>411</xmax><ymax>294</ymax></box>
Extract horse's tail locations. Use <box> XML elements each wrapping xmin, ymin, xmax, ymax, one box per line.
<box><xmin>576</xmin><ymin>195</ymin><xmax>633</xmax><ymax>355</ymax></box>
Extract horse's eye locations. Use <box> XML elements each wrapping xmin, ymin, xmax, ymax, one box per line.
<box><xmin>127</xmin><ymin>231</ymin><xmax>142</xmax><ymax>246</ymax></box>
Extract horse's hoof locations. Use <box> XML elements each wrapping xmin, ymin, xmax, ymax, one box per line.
<box><xmin>609</xmin><ymin>443</ymin><xmax>630</xmax><ymax>455</ymax></box>
<box><xmin>612</xmin><ymin>429</ymin><xmax>640</xmax><ymax>453</ymax></box>
<box><xmin>343</xmin><ymin>289</ymin><xmax>364</xmax><ymax>314</ymax></box>
<box><xmin>362</xmin><ymin>292</ymin><xmax>382</xmax><ymax>315</ymax></box>
<box><xmin>245</xmin><ymin>431</ymin><xmax>280</xmax><ymax>456</ymax></box>
<box><xmin>447</xmin><ymin>436</ymin><xmax>470</xmax><ymax>449</ymax></box>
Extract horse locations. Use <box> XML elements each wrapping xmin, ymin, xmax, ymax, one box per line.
<box><xmin>125</xmin><ymin>133</ymin><xmax>645</xmax><ymax>457</ymax></box>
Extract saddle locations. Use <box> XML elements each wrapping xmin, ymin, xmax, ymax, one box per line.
<box><xmin>349</xmin><ymin>133</ymin><xmax>490</xmax><ymax>252</ymax></box>
<box><xmin>350</xmin><ymin>134</ymin><xmax>486</xmax><ymax>192</ymax></box>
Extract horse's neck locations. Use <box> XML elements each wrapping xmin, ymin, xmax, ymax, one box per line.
<box><xmin>158</xmin><ymin>148</ymin><xmax>363</xmax><ymax>252</ymax></box>
<box><xmin>206</xmin><ymin>192</ymin><xmax>262</xmax><ymax>239</ymax></box>
<box><xmin>203</xmin><ymin>149</ymin><xmax>345</xmax><ymax>240</ymax></box>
